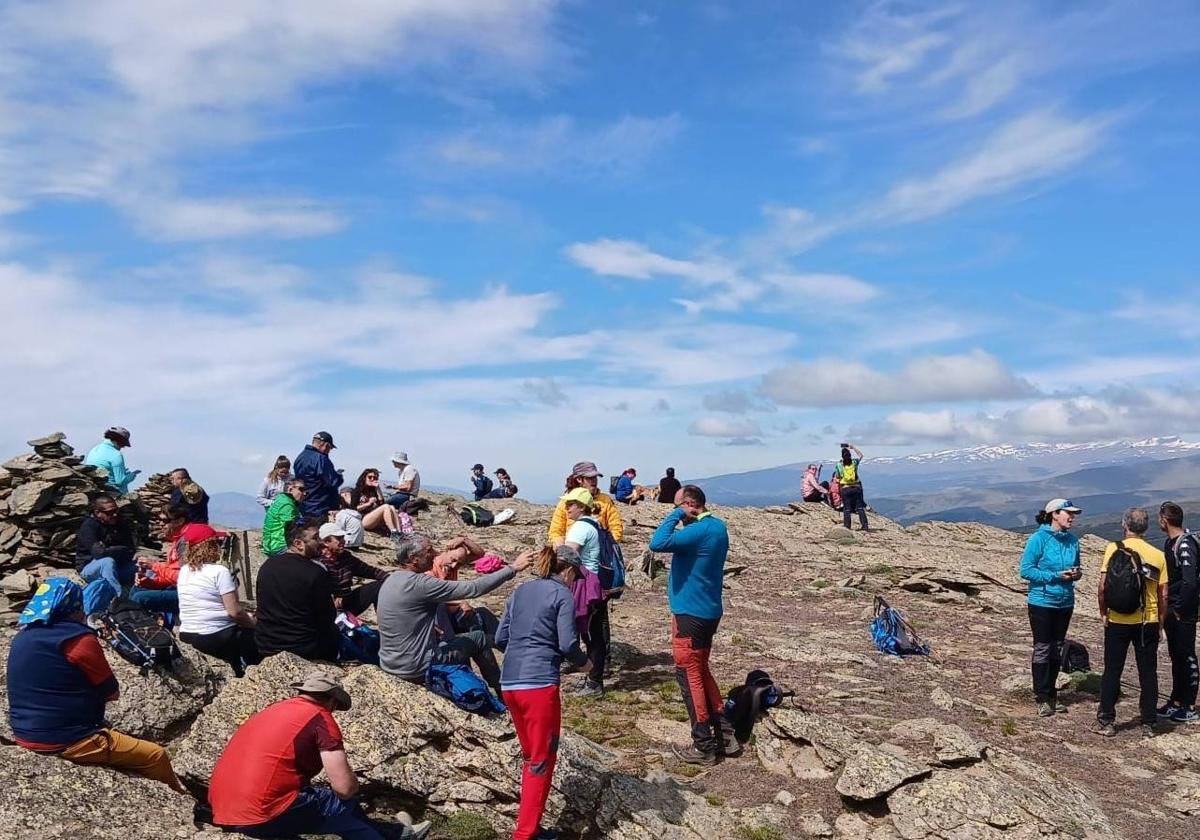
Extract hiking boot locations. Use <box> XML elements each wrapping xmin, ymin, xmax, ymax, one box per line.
<box><xmin>673</xmin><ymin>743</ymin><xmax>717</xmax><ymax>766</ymax></box>
<box><xmin>573</xmin><ymin>679</ymin><xmax>604</xmax><ymax>698</ymax></box>
<box><xmin>721</xmin><ymin>733</ymin><xmax>744</xmax><ymax>758</ymax></box>
<box><xmin>1170</xmin><ymin>707</ymin><xmax>1200</xmax><ymax>724</ymax></box>
<box><xmin>1036</xmin><ymin>702</ymin><xmax>1055</xmax><ymax>717</ymax></box>
<box><xmin>1157</xmin><ymin>701</ymin><xmax>1181</xmax><ymax>718</ymax></box>
<box><xmin>1092</xmin><ymin>721</ymin><xmax>1117</xmax><ymax>737</ymax></box>
<box><xmin>1054</xmin><ymin>701</ymin><xmax>1068</xmax><ymax>713</ymax></box>
<box><xmin>393</xmin><ymin>811</ymin><xmax>413</xmax><ymax>826</ymax></box>
<box><xmin>1142</xmin><ymin>723</ymin><xmax>1160</xmax><ymax>738</ymax></box>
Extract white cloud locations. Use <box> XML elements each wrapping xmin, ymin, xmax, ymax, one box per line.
<box><xmin>761</xmin><ymin>272</ymin><xmax>880</xmax><ymax>304</ymax></box>
<box><xmin>564</xmin><ymin>239</ymin><xmax>727</xmax><ymax>282</ymax></box>
<box><xmin>125</xmin><ymin>195</ymin><xmax>348</xmax><ymax>241</ymax></box>
<box><xmin>761</xmin><ymin>350</ymin><xmax>1035</xmax><ymax>407</ymax></box>
<box><xmin>688</xmin><ymin>417</ymin><xmax>764</xmax><ymax>439</ymax></box>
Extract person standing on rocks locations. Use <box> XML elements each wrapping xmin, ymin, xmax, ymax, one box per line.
<box><xmin>207</xmin><ymin>670</ymin><xmax>431</xmax><ymax>839</ymax></box>
<box><xmin>658</xmin><ymin>467</ymin><xmax>682</xmax><ymax>504</ymax></box>
<box><xmin>561</xmin><ymin>487</ymin><xmax>612</xmax><ymax>698</ymax></box>
<box><xmin>75</xmin><ymin>494</ymin><xmax>138</xmax><ymax>597</ymax></box>
<box><xmin>255</xmin><ymin>523</ymin><xmax>340</xmax><ymax>663</ymax></box>
<box><xmin>83</xmin><ymin>425</ymin><xmax>139</xmax><ymax>494</ymax></box>
<box><xmin>649</xmin><ymin>484</ymin><xmax>738</xmax><ymax>765</ymax></box>
<box><xmin>495</xmin><ymin>545</ymin><xmax>591</xmax><ymax>840</ymax></box>
<box><xmin>834</xmin><ymin>444</ymin><xmax>868</xmax><ymax>531</ymax></box>
<box><xmin>1158</xmin><ymin>501</ymin><xmax>1199</xmax><ymax>724</ymax></box>
<box><xmin>256</xmin><ymin>455</ymin><xmax>293</xmax><ymax>508</ymax></box>
<box><xmin>6</xmin><ymin>578</ymin><xmax>186</xmax><ymax>792</ymax></box>
<box><xmin>1019</xmin><ymin>499</ymin><xmax>1083</xmax><ymax>718</ymax></box>
<box><xmin>262</xmin><ymin>479</ymin><xmax>306</xmax><ymax>556</ymax></box>
<box><xmin>168</xmin><ymin>468</ymin><xmax>210</xmax><ymax>524</ymax></box>
<box><xmin>294</xmin><ymin>431</ymin><xmax>343</xmax><ymax>522</ymax></box>
<box><xmin>548</xmin><ymin>462</ymin><xmax>623</xmax><ymax>544</ymax></box>
<box><xmin>1094</xmin><ymin>507</ymin><xmax>1168</xmax><ymax>737</ymax></box>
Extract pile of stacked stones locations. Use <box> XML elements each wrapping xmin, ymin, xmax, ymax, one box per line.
<box><xmin>137</xmin><ymin>472</ymin><xmax>176</xmax><ymax>525</ymax></box>
<box><xmin>0</xmin><ymin>433</ymin><xmax>125</xmax><ymax>623</ymax></box>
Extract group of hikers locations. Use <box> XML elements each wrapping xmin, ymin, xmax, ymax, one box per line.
<box><xmin>801</xmin><ymin>443</ymin><xmax>871</xmax><ymax>531</ymax></box>
<box><xmin>471</xmin><ymin>464</ymin><xmax>520</xmax><ymax>501</ymax></box>
<box><xmin>1019</xmin><ymin>498</ymin><xmax>1200</xmax><ymax>732</ymax></box>
<box><xmin>7</xmin><ymin>428</ymin><xmax>736</xmax><ymax>840</ymax></box>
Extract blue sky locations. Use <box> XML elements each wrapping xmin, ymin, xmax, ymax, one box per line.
<box><xmin>2</xmin><ymin>0</ymin><xmax>1199</xmax><ymax>501</ymax></box>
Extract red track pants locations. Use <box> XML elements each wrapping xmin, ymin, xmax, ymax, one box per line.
<box><xmin>672</xmin><ymin>613</ymin><xmax>726</xmax><ymax>753</ymax></box>
<box><xmin>502</xmin><ymin>685</ymin><xmax>561</xmax><ymax>840</ymax></box>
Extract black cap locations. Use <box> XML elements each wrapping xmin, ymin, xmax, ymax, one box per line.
<box><xmin>472</xmin><ymin>463</ymin><xmax>484</xmax><ymax>471</ymax></box>
<box><xmin>314</xmin><ymin>431</ymin><xmax>336</xmax><ymax>448</ymax></box>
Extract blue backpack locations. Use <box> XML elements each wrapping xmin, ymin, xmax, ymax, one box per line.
<box><xmin>581</xmin><ymin>516</ymin><xmax>626</xmax><ymax>599</ymax></box>
<box><xmin>337</xmin><ymin>623</ymin><xmax>381</xmax><ymax>665</ymax></box>
<box><xmin>426</xmin><ymin>663</ymin><xmax>506</xmax><ymax>715</ymax></box>
<box><xmin>870</xmin><ymin>596</ymin><xmax>930</xmax><ymax>657</ymax></box>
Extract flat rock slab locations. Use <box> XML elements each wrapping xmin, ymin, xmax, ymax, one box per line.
<box><xmin>888</xmin><ymin>718</ymin><xmax>986</xmax><ymax>766</ymax></box>
<box><xmin>836</xmin><ymin>746</ymin><xmax>928</xmax><ymax>801</ymax></box>
<box><xmin>1148</xmin><ymin>731</ymin><xmax>1200</xmax><ymax>763</ymax></box>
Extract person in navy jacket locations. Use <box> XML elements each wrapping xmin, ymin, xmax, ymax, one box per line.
<box><xmin>293</xmin><ymin>431</ymin><xmax>342</xmax><ymax>521</ymax></box>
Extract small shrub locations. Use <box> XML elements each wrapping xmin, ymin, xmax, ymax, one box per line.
<box><xmin>1000</xmin><ymin>719</ymin><xmax>1017</xmax><ymax>737</ymax></box>
<box><xmin>738</xmin><ymin>826</ymin><xmax>786</xmax><ymax>840</ymax></box>
<box><xmin>445</xmin><ymin>810</ymin><xmax>498</xmax><ymax>840</ymax></box>
<box><xmin>705</xmin><ymin>793</ymin><xmax>725</xmax><ymax>806</ymax></box>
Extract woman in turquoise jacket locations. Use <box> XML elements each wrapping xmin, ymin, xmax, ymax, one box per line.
<box><xmin>1019</xmin><ymin>498</ymin><xmax>1083</xmax><ymax>717</ymax></box>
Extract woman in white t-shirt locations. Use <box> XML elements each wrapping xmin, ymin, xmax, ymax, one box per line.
<box><xmin>561</xmin><ymin>486</ymin><xmax>610</xmax><ymax>697</ymax></box>
<box><xmin>176</xmin><ymin>533</ymin><xmax>261</xmax><ymax>677</ymax></box>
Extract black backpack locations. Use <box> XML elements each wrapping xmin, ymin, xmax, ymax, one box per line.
<box><xmin>1105</xmin><ymin>541</ymin><xmax>1145</xmax><ymax>615</ymax></box>
<box><xmin>609</xmin><ymin>475</ymin><xmax>620</xmax><ymax>495</ymax></box>
<box><xmin>1061</xmin><ymin>639</ymin><xmax>1090</xmax><ymax>673</ymax></box>
<box><xmin>723</xmin><ymin>669</ymin><xmax>794</xmax><ymax>744</ymax></box>
<box><xmin>460</xmin><ymin>504</ymin><xmax>495</xmax><ymax>528</ymax></box>
<box><xmin>100</xmin><ymin>598</ymin><xmax>180</xmax><ymax>671</ymax></box>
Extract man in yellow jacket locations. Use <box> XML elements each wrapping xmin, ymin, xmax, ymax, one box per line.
<box><xmin>548</xmin><ymin>461</ymin><xmax>624</xmax><ymax>545</ymax></box>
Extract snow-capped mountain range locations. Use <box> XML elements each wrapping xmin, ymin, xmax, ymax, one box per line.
<box><xmin>871</xmin><ymin>436</ymin><xmax>1200</xmax><ymax>466</ymax></box>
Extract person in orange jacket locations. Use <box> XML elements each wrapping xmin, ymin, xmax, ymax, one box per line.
<box><xmin>548</xmin><ymin>461</ymin><xmax>623</xmax><ymax>545</ymax></box>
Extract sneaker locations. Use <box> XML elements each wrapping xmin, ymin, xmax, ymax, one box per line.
<box><xmin>673</xmin><ymin>743</ymin><xmax>717</xmax><ymax>766</ymax></box>
<box><xmin>1169</xmin><ymin>707</ymin><xmax>1200</xmax><ymax>724</ymax></box>
<box><xmin>393</xmin><ymin>811</ymin><xmax>413</xmax><ymax>826</ymax></box>
<box><xmin>1054</xmin><ymin>701</ymin><xmax>1068</xmax><ymax>713</ymax></box>
<box><xmin>1157</xmin><ymin>701</ymin><xmax>1182</xmax><ymax>718</ymax></box>
<box><xmin>1093</xmin><ymin>721</ymin><xmax>1117</xmax><ymax>737</ymax></box>
<box><xmin>407</xmin><ymin>822</ymin><xmax>432</xmax><ymax>840</ymax></box>
<box><xmin>1142</xmin><ymin>723</ymin><xmax>1159</xmax><ymax>738</ymax></box>
<box><xmin>1036</xmin><ymin>702</ymin><xmax>1055</xmax><ymax>717</ymax></box>
<box><xmin>573</xmin><ymin>679</ymin><xmax>605</xmax><ymax>698</ymax></box>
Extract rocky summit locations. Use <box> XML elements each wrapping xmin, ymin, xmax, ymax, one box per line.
<box><xmin>0</xmin><ymin>436</ymin><xmax>1197</xmax><ymax>839</ymax></box>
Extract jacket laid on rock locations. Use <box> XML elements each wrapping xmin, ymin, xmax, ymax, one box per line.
<box><xmin>650</xmin><ymin>509</ymin><xmax>729</xmax><ymax>620</ymax></box>
<box><xmin>293</xmin><ymin>444</ymin><xmax>341</xmax><ymax>521</ymax></box>
<box><xmin>548</xmin><ymin>491</ymin><xmax>623</xmax><ymax>543</ymax></box>
<box><xmin>1019</xmin><ymin>524</ymin><xmax>1081</xmax><ymax>609</ymax></box>
<box><xmin>83</xmin><ymin>439</ymin><xmax>135</xmax><ymax>494</ymax></box>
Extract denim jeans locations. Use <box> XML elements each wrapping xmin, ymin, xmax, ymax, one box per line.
<box><xmin>431</xmin><ymin>629</ymin><xmax>501</xmax><ymax>693</ymax></box>
<box><xmin>221</xmin><ymin>786</ymin><xmax>404</xmax><ymax>839</ymax></box>
<box><xmin>129</xmin><ymin>587</ymin><xmax>179</xmax><ymax>613</ymax></box>
<box><xmin>80</xmin><ymin>555</ymin><xmax>136</xmax><ymax>597</ymax></box>
<box><xmin>386</xmin><ymin>491</ymin><xmax>411</xmax><ymax>509</ymax></box>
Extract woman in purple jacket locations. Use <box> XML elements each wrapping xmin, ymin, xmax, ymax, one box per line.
<box><xmin>495</xmin><ymin>545</ymin><xmax>591</xmax><ymax>840</ymax></box>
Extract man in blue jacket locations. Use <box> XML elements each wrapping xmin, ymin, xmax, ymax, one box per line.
<box><xmin>294</xmin><ymin>431</ymin><xmax>342</xmax><ymax>522</ymax></box>
<box><xmin>649</xmin><ymin>484</ymin><xmax>736</xmax><ymax>765</ymax></box>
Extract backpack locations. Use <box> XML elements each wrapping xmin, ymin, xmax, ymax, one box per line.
<box><xmin>581</xmin><ymin>516</ymin><xmax>626</xmax><ymax>599</ymax></box>
<box><xmin>609</xmin><ymin>476</ymin><xmax>620</xmax><ymax>495</ymax></box>
<box><xmin>1104</xmin><ymin>541</ymin><xmax>1145</xmax><ymax>616</ymax></box>
<box><xmin>99</xmin><ymin>598</ymin><xmax>180</xmax><ymax>671</ymax></box>
<box><xmin>838</xmin><ymin>461</ymin><xmax>860</xmax><ymax>486</ymax></box>
<box><xmin>723</xmin><ymin>669</ymin><xmax>795</xmax><ymax>744</ymax></box>
<box><xmin>426</xmin><ymin>663</ymin><xmax>506</xmax><ymax>715</ymax></box>
<box><xmin>476</xmin><ymin>476</ymin><xmax>494</xmax><ymax>497</ymax></box>
<box><xmin>1061</xmin><ymin>639</ymin><xmax>1090</xmax><ymax>673</ymax></box>
<box><xmin>460</xmin><ymin>504</ymin><xmax>495</xmax><ymax>528</ymax></box>
<box><xmin>870</xmin><ymin>596</ymin><xmax>930</xmax><ymax>656</ymax></box>
<box><xmin>336</xmin><ymin>614</ymin><xmax>381</xmax><ymax>665</ymax></box>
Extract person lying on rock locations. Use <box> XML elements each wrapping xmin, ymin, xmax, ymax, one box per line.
<box><xmin>6</xmin><ymin>577</ymin><xmax>186</xmax><ymax>792</ymax></box>
<box><xmin>207</xmin><ymin>670</ymin><xmax>431</xmax><ymax>840</ymax></box>
<box><xmin>495</xmin><ymin>545</ymin><xmax>592</xmax><ymax>840</ymax></box>
<box><xmin>255</xmin><ymin>522</ymin><xmax>340</xmax><ymax>663</ymax></box>
<box><xmin>318</xmin><ymin>521</ymin><xmax>391</xmax><ymax>616</ymax></box>
<box><xmin>76</xmin><ymin>494</ymin><xmax>138</xmax><ymax>597</ymax></box>
<box><xmin>377</xmin><ymin>535</ymin><xmax>531</xmax><ymax>695</ymax></box>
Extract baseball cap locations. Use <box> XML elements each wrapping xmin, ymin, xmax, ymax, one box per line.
<box><xmin>314</xmin><ymin>431</ymin><xmax>336</xmax><ymax>448</ymax></box>
<box><xmin>290</xmin><ymin>671</ymin><xmax>352</xmax><ymax>711</ymax></box>
<box><xmin>180</xmin><ymin>523</ymin><xmax>225</xmax><ymax>544</ymax></box>
<box><xmin>571</xmin><ymin>461</ymin><xmax>602</xmax><ymax>478</ymax></box>
<box><xmin>391</xmin><ymin>451</ymin><xmax>410</xmax><ymax>465</ymax></box>
<box><xmin>561</xmin><ymin>487</ymin><xmax>594</xmax><ymax>508</ymax></box>
<box><xmin>1044</xmin><ymin>498</ymin><xmax>1082</xmax><ymax>514</ymax></box>
<box><xmin>472</xmin><ymin>463</ymin><xmax>484</xmax><ymax>471</ymax></box>
<box><xmin>555</xmin><ymin>544</ymin><xmax>584</xmax><ymax>569</ymax></box>
<box><xmin>318</xmin><ymin>522</ymin><xmax>348</xmax><ymax>540</ymax></box>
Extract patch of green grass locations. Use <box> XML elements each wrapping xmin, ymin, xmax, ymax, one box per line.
<box><xmin>442</xmin><ymin>810</ymin><xmax>497</xmax><ymax>840</ymax></box>
<box><xmin>1000</xmin><ymin>719</ymin><xmax>1017</xmax><ymax>737</ymax></box>
<box><xmin>738</xmin><ymin>826</ymin><xmax>786</xmax><ymax>840</ymax></box>
<box><xmin>811</xmin><ymin>578</ymin><xmax>832</xmax><ymax>589</ymax></box>
<box><xmin>705</xmin><ymin>793</ymin><xmax>725</xmax><ymax>807</ymax></box>
<box><xmin>865</xmin><ymin>563</ymin><xmax>895</xmax><ymax>575</ymax></box>
<box><xmin>674</xmin><ymin>762</ymin><xmax>704</xmax><ymax>778</ymax></box>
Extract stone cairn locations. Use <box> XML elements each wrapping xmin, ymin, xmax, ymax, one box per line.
<box><xmin>0</xmin><ymin>433</ymin><xmax>145</xmax><ymax>623</ymax></box>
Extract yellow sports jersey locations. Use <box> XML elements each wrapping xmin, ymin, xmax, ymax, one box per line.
<box><xmin>1101</xmin><ymin>537</ymin><xmax>1168</xmax><ymax>624</ymax></box>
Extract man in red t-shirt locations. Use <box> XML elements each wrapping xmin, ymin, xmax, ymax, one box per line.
<box><xmin>208</xmin><ymin>671</ymin><xmax>430</xmax><ymax>839</ymax></box>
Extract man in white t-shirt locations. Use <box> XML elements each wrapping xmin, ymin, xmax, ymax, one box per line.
<box><xmin>386</xmin><ymin>451</ymin><xmax>421</xmax><ymax>509</ymax></box>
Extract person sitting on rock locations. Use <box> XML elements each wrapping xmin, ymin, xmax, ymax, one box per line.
<box><xmin>657</xmin><ymin>467</ymin><xmax>682</xmax><ymax>504</ymax></box>
<box><xmin>801</xmin><ymin>464</ymin><xmax>831</xmax><ymax>505</ymax></box>
<box><xmin>377</xmin><ymin>536</ymin><xmax>531</xmax><ymax>694</ymax></box>
<box><xmin>470</xmin><ymin>463</ymin><xmax>494</xmax><ymax>501</ymax></box>
<box><xmin>83</xmin><ymin>425</ymin><xmax>139</xmax><ymax>494</ymax></box>
<box><xmin>76</xmin><ymin>494</ymin><xmax>138</xmax><ymax>597</ymax></box>
<box><xmin>262</xmin><ymin>479</ymin><xmax>305</xmax><ymax>556</ymax></box>
<box><xmin>384</xmin><ymin>451</ymin><xmax>421</xmax><ymax>510</ymax></box>
<box><xmin>495</xmin><ymin>545</ymin><xmax>591</xmax><ymax>840</ymax></box>
<box><xmin>613</xmin><ymin>468</ymin><xmax>645</xmax><ymax>505</ymax></box>
<box><xmin>176</xmin><ymin>525</ymin><xmax>261</xmax><ymax>677</ymax></box>
<box><xmin>207</xmin><ymin>670</ymin><xmax>430</xmax><ymax>839</ymax></box>
<box><xmin>487</xmin><ymin>467</ymin><xmax>519</xmax><ymax>499</ymax></box>
<box><xmin>6</xmin><ymin>577</ymin><xmax>186</xmax><ymax>792</ymax></box>
<box><xmin>255</xmin><ymin>522</ymin><xmax>339</xmax><ymax>663</ymax></box>
<box><xmin>168</xmin><ymin>468</ymin><xmax>210</xmax><ymax>524</ymax></box>
<box><xmin>318</xmin><ymin>522</ymin><xmax>392</xmax><ymax>617</ymax></box>
<box><xmin>548</xmin><ymin>462</ymin><xmax>623</xmax><ymax>545</ymax></box>
<box><xmin>126</xmin><ymin>504</ymin><xmax>192</xmax><ymax>614</ymax></box>
<box><xmin>256</xmin><ymin>455</ymin><xmax>293</xmax><ymax>508</ymax></box>
<box><xmin>294</xmin><ymin>431</ymin><xmax>344</xmax><ymax>522</ymax></box>
<box><xmin>348</xmin><ymin>468</ymin><xmax>406</xmax><ymax>541</ymax></box>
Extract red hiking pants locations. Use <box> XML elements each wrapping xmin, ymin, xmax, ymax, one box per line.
<box><xmin>502</xmin><ymin>685</ymin><xmax>561</xmax><ymax>840</ymax></box>
<box><xmin>672</xmin><ymin>613</ymin><xmax>727</xmax><ymax>753</ymax></box>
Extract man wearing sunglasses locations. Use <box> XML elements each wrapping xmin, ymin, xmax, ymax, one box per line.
<box><xmin>75</xmin><ymin>495</ymin><xmax>138</xmax><ymax>598</ymax></box>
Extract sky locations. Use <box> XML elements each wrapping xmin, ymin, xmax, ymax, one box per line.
<box><xmin>1</xmin><ymin>0</ymin><xmax>1199</xmax><ymax>501</ymax></box>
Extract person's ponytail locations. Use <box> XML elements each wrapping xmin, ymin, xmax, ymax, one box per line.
<box><xmin>1035</xmin><ymin>510</ymin><xmax>1052</xmax><ymax>526</ymax></box>
<box><xmin>532</xmin><ymin>546</ymin><xmax>556</xmax><ymax>578</ymax></box>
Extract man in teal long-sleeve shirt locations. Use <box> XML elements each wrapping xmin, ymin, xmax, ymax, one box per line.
<box><xmin>83</xmin><ymin>426</ymin><xmax>139</xmax><ymax>494</ymax></box>
<box><xmin>649</xmin><ymin>484</ymin><xmax>736</xmax><ymax>766</ymax></box>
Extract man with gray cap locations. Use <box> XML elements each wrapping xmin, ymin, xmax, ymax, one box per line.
<box><xmin>208</xmin><ymin>669</ymin><xmax>429</xmax><ymax>839</ymax></box>
<box><xmin>83</xmin><ymin>426</ymin><xmax>140</xmax><ymax>494</ymax></box>
<box><xmin>385</xmin><ymin>451</ymin><xmax>421</xmax><ymax>509</ymax></box>
<box><xmin>294</xmin><ymin>432</ymin><xmax>343</xmax><ymax>522</ymax></box>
